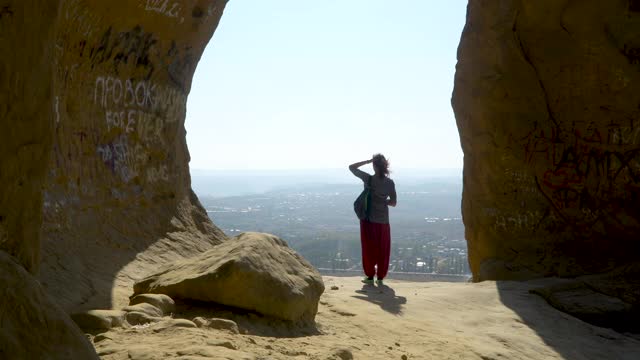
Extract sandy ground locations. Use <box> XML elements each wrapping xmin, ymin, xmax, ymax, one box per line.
<box><xmin>93</xmin><ymin>276</ymin><xmax>640</xmax><ymax>360</ymax></box>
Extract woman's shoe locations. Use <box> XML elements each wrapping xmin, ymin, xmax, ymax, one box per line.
<box><xmin>361</xmin><ymin>277</ymin><xmax>374</xmax><ymax>285</ymax></box>
<box><xmin>376</xmin><ymin>279</ymin><xmax>384</xmax><ymax>286</ymax></box>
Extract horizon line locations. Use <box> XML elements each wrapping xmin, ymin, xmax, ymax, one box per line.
<box><xmin>190</xmin><ymin>167</ymin><xmax>463</xmax><ymax>172</ymax></box>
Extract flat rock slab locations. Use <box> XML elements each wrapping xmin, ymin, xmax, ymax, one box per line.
<box><xmin>531</xmin><ymin>281</ymin><xmax>635</xmax><ymax>331</ymax></box>
<box><xmin>134</xmin><ymin>232</ymin><xmax>324</xmax><ymax>323</ymax></box>
<box><xmin>71</xmin><ymin>310</ymin><xmax>125</xmax><ymax>331</ymax></box>
<box><xmin>122</xmin><ymin>303</ymin><xmax>163</xmax><ymax>318</ymax></box>
<box><xmin>193</xmin><ymin>317</ymin><xmax>239</xmax><ymax>334</ymax></box>
<box><xmin>581</xmin><ymin>264</ymin><xmax>640</xmax><ymax>306</ymax></box>
<box><xmin>129</xmin><ymin>294</ymin><xmax>176</xmax><ymax>315</ymax></box>
<box><xmin>93</xmin><ymin>277</ymin><xmax>640</xmax><ymax>360</ymax></box>
<box><xmin>151</xmin><ymin>319</ymin><xmax>198</xmax><ymax>332</ymax></box>
<box><xmin>176</xmin><ymin>346</ymin><xmax>255</xmax><ymax>359</ymax></box>
<box><xmin>125</xmin><ymin>311</ymin><xmax>162</xmax><ymax>326</ymax></box>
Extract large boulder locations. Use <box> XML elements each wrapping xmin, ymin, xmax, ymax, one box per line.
<box><xmin>0</xmin><ymin>250</ymin><xmax>98</xmax><ymax>360</ymax></box>
<box><xmin>134</xmin><ymin>232</ymin><xmax>325</xmax><ymax>323</ymax></box>
<box><xmin>453</xmin><ymin>0</ymin><xmax>640</xmax><ymax>280</ymax></box>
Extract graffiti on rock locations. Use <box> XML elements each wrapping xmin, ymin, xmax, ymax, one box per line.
<box><xmin>89</xmin><ymin>26</ymin><xmax>158</xmax><ymax>78</ymax></box>
<box><xmin>522</xmin><ymin>118</ymin><xmax>640</xmax><ymax>231</ymax></box>
<box><xmin>142</xmin><ymin>0</ymin><xmax>183</xmax><ymax>21</ymax></box>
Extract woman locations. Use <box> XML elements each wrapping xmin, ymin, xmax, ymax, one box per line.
<box><xmin>349</xmin><ymin>154</ymin><xmax>397</xmax><ymax>285</ymax></box>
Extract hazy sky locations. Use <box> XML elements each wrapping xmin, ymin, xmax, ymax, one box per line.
<box><xmin>186</xmin><ymin>0</ymin><xmax>467</xmax><ymax>170</ymax></box>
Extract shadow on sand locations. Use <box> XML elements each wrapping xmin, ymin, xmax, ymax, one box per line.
<box><xmin>352</xmin><ymin>284</ymin><xmax>407</xmax><ymax>315</ymax></box>
<box><xmin>496</xmin><ymin>280</ymin><xmax>640</xmax><ymax>360</ymax></box>
<box><xmin>174</xmin><ymin>299</ymin><xmax>322</xmax><ymax>338</ymax></box>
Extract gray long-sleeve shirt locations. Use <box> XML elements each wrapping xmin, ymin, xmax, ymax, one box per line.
<box><xmin>350</xmin><ymin>168</ymin><xmax>396</xmax><ymax>224</ymax></box>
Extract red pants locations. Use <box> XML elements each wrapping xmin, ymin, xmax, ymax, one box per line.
<box><xmin>360</xmin><ymin>220</ymin><xmax>391</xmax><ymax>279</ymax></box>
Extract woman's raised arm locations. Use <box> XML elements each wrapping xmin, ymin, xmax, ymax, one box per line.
<box><xmin>349</xmin><ymin>159</ymin><xmax>372</xmax><ymax>181</ymax></box>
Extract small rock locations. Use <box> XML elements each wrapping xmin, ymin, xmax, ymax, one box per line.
<box><xmin>395</xmin><ymin>342</ymin><xmax>401</xmax><ymax>347</ymax></box>
<box><xmin>125</xmin><ymin>311</ymin><xmax>162</xmax><ymax>326</ymax></box>
<box><xmin>129</xmin><ymin>294</ymin><xmax>176</xmax><ymax>315</ymax></box>
<box><xmin>192</xmin><ymin>316</ymin><xmax>208</xmax><ymax>328</ymax></box>
<box><xmin>122</xmin><ymin>303</ymin><xmax>163</xmax><ymax>318</ymax></box>
<box><xmin>93</xmin><ymin>334</ymin><xmax>114</xmax><ymax>343</ymax></box>
<box><xmin>331</xmin><ymin>286</ymin><xmax>339</xmax><ymax>290</ymax></box>
<box><xmin>207</xmin><ymin>318</ymin><xmax>240</xmax><ymax>334</ymax></box>
<box><xmin>206</xmin><ymin>339</ymin><xmax>238</xmax><ymax>350</ymax></box>
<box><xmin>401</xmin><ymin>355</ymin><xmax>408</xmax><ymax>360</ymax></box>
<box><xmin>71</xmin><ymin>310</ymin><xmax>125</xmax><ymax>331</ymax></box>
<box><xmin>127</xmin><ymin>347</ymin><xmax>154</xmax><ymax>359</ymax></box>
<box><xmin>177</xmin><ymin>347</ymin><xmax>254</xmax><ymax>359</ymax></box>
<box><xmin>333</xmin><ymin>348</ymin><xmax>353</xmax><ymax>360</ymax></box>
<box><xmin>152</xmin><ymin>318</ymin><xmax>197</xmax><ymax>332</ymax></box>
<box><xmin>169</xmin><ymin>319</ymin><xmax>198</xmax><ymax>328</ymax></box>
<box><xmin>191</xmin><ymin>317</ymin><xmax>239</xmax><ymax>334</ymax></box>
<box><xmin>96</xmin><ymin>347</ymin><xmax>121</xmax><ymax>357</ymax></box>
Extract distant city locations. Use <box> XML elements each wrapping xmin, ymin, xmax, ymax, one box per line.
<box><xmin>193</xmin><ymin>169</ymin><xmax>470</xmax><ymax>277</ymax></box>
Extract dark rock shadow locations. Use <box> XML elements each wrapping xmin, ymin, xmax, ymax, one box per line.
<box><xmin>38</xmin><ymin>189</ymin><xmax>226</xmax><ymax>313</ymax></box>
<box><xmin>173</xmin><ymin>299</ymin><xmax>322</xmax><ymax>338</ymax></box>
<box><xmin>496</xmin><ymin>280</ymin><xmax>640</xmax><ymax>360</ymax></box>
<box><xmin>352</xmin><ymin>284</ymin><xmax>407</xmax><ymax>315</ymax></box>
<box><xmin>529</xmin><ymin>279</ymin><xmax>640</xmax><ymax>333</ymax></box>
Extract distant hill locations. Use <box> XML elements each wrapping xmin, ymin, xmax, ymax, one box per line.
<box><xmin>190</xmin><ymin>168</ymin><xmax>462</xmax><ymax>197</ymax></box>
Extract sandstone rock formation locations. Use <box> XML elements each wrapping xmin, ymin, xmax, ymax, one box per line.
<box><xmin>92</xmin><ymin>277</ymin><xmax>640</xmax><ymax>360</ymax></box>
<box><xmin>71</xmin><ymin>309</ymin><xmax>126</xmax><ymax>331</ymax></box>
<box><xmin>3</xmin><ymin>0</ymin><xmax>640</xmax><ymax>357</ymax></box>
<box><xmin>453</xmin><ymin>0</ymin><xmax>640</xmax><ymax>280</ymax></box>
<box><xmin>531</xmin><ymin>282</ymin><xmax>634</xmax><ymax>331</ymax></box>
<box><xmin>72</xmin><ymin>293</ymin><xmax>182</xmax><ymax>331</ymax></box>
<box><xmin>39</xmin><ymin>0</ymin><xmax>230</xmax><ymax>312</ymax></box>
<box><xmin>0</xmin><ymin>251</ymin><xmax>99</xmax><ymax>359</ymax></box>
<box><xmin>1</xmin><ymin>1</ymin><xmax>230</xmax><ymax>356</ymax></box>
<box><xmin>122</xmin><ymin>303</ymin><xmax>164</xmax><ymax>318</ymax></box>
<box><xmin>129</xmin><ymin>293</ymin><xmax>176</xmax><ymax>315</ymax></box>
<box><xmin>124</xmin><ymin>311</ymin><xmax>162</xmax><ymax>326</ymax></box>
<box><xmin>2</xmin><ymin>1</ymin><xmax>231</xmax><ymax>306</ymax></box>
<box><xmin>193</xmin><ymin>317</ymin><xmax>240</xmax><ymax>333</ymax></box>
<box><xmin>133</xmin><ymin>232</ymin><xmax>326</xmax><ymax>323</ymax></box>
<box><xmin>0</xmin><ymin>0</ymin><xmax>58</xmax><ymax>275</ymax></box>
<box><xmin>2</xmin><ymin>0</ymin><xmax>232</xmax><ymax>313</ymax></box>
<box><xmin>530</xmin><ymin>263</ymin><xmax>640</xmax><ymax>332</ymax></box>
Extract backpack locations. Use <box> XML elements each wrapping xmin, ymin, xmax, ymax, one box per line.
<box><xmin>354</xmin><ymin>175</ymin><xmax>372</xmax><ymax>221</ymax></box>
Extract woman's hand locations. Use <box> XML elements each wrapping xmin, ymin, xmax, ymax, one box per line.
<box><xmin>349</xmin><ymin>159</ymin><xmax>372</xmax><ymax>169</ymax></box>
